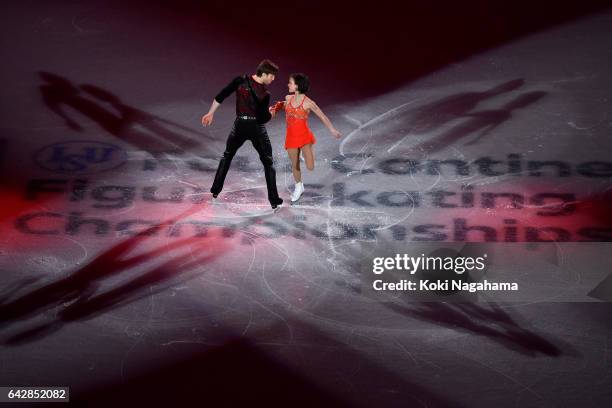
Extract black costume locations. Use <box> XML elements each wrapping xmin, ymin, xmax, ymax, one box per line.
<box><xmin>210</xmin><ymin>75</ymin><xmax>283</xmax><ymax>208</ymax></box>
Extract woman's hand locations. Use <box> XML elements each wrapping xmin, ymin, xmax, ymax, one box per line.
<box><xmin>270</xmin><ymin>101</ymin><xmax>285</xmax><ymax>115</ymax></box>
<box><xmin>331</xmin><ymin>128</ymin><xmax>342</xmax><ymax>139</ymax></box>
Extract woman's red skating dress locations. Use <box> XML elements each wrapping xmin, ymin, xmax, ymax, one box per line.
<box><xmin>283</xmin><ymin>94</ymin><xmax>317</xmax><ymax>150</ymax></box>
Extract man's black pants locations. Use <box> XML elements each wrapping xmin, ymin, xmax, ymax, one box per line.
<box><xmin>210</xmin><ymin>118</ymin><xmax>282</xmax><ymax>206</ymax></box>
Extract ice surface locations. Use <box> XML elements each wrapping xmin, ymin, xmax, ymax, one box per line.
<box><xmin>1</xmin><ymin>2</ymin><xmax>611</xmax><ymax>407</ymax></box>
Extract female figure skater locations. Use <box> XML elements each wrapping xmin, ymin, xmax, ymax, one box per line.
<box><xmin>271</xmin><ymin>73</ymin><xmax>342</xmax><ymax>202</ymax></box>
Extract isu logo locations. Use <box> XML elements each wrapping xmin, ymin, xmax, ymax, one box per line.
<box><xmin>34</xmin><ymin>141</ymin><xmax>126</xmax><ymax>174</ymax></box>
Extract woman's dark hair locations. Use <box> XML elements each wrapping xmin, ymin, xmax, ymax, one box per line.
<box><xmin>256</xmin><ymin>59</ymin><xmax>279</xmax><ymax>76</ymax></box>
<box><xmin>290</xmin><ymin>73</ymin><xmax>310</xmax><ymax>94</ymax></box>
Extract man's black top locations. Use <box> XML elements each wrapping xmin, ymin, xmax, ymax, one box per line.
<box><xmin>215</xmin><ymin>75</ymin><xmax>271</xmax><ymax>122</ymax></box>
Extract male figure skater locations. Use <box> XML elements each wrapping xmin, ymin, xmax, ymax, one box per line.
<box><xmin>202</xmin><ymin>59</ymin><xmax>283</xmax><ymax>210</ymax></box>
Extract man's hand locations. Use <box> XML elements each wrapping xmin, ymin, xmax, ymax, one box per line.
<box><xmin>202</xmin><ymin>113</ymin><xmax>214</xmax><ymax>127</ymax></box>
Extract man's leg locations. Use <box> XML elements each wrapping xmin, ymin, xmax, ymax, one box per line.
<box><xmin>249</xmin><ymin>123</ymin><xmax>283</xmax><ymax>207</ymax></box>
<box><xmin>211</xmin><ymin>120</ymin><xmax>246</xmax><ymax>196</ymax></box>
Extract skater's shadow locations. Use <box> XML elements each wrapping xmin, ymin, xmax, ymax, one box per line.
<box><xmin>410</xmin><ymin>90</ymin><xmax>547</xmax><ymax>155</ymax></box>
<box><xmin>385</xmin><ymin>301</ymin><xmax>570</xmax><ymax>357</ymax></box>
<box><xmin>408</xmin><ymin>78</ymin><xmax>526</xmax><ymax>134</ymax></box>
<box><xmin>0</xmin><ymin>205</ymin><xmax>230</xmax><ymax>345</ymax></box>
<box><xmin>39</xmin><ymin>72</ymin><xmax>209</xmax><ymax>156</ymax></box>
<box><xmin>329</xmin><ymin>240</ymin><xmax>568</xmax><ymax>357</ymax></box>
<box><xmin>352</xmin><ymin>79</ymin><xmax>547</xmax><ymax>158</ymax></box>
<box><xmin>0</xmin><ymin>276</ymin><xmax>44</xmax><ymax>305</ymax></box>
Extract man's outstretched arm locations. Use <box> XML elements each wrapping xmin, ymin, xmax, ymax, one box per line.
<box><xmin>202</xmin><ymin>76</ymin><xmax>242</xmax><ymax>127</ymax></box>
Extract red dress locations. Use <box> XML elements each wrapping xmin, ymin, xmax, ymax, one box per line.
<box><xmin>282</xmin><ymin>95</ymin><xmax>317</xmax><ymax>149</ymax></box>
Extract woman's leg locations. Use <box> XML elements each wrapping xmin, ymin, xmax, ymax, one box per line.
<box><xmin>301</xmin><ymin>144</ymin><xmax>315</xmax><ymax>171</ymax></box>
<box><xmin>287</xmin><ymin>148</ymin><xmax>301</xmax><ymax>183</ymax></box>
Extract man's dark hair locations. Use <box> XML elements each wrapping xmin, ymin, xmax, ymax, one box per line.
<box><xmin>290</xmin><ymin>73</ymin><xmax>310</xmax><ymax>94</ymax></box>
<box><xmin>256</xmin><ymin>59</ymin><xmax>279</xmax><ymax>76</ymax></box>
